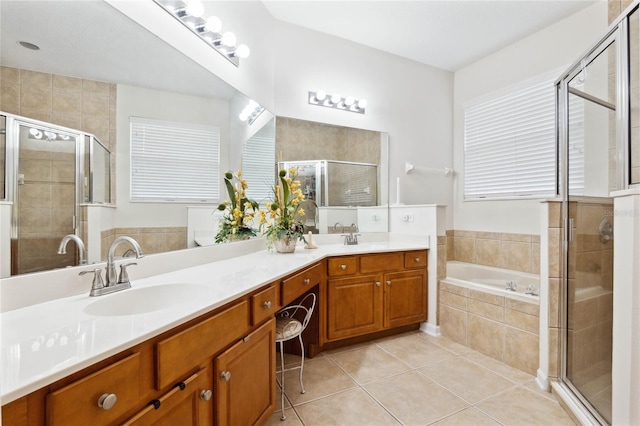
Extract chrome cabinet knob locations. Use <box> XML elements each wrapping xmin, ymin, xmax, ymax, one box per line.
<box><xmin>303</xmin><ymin>278</ymin><xmax>310</xmax><ymax>285</ymax></box>
<box><xmin>340</xmin><ymin>264</ymin><xmax>347</xmax><ymax>270</ymax></box>
<box><xmin>386</xmin><ymin>280</ymin><xmax>392</xmax><ymax>286</ymax></box>
<box><xmin>98</xmin><ymin>393</ymin><xmax>117</xmax><ymax>410</ymax></box>
<box><xmin>375</xmin><ymin>281</ymin><xmax>381</xmax><ymax>287</ymax></box>
<box><xmin>200</xmin><ymin>389</ymin><xmax>213</xmax><ymax>401</ymax></box>
<box><xmin>414</xmin><ymin>257</ymin><xmax>420</xmax><ymax>263</ymax></box>
<box><xmin>220</xmin><ymin>371</ymin><xmax>231</xmax><ymax>381</ymax></box>
<box><xmin>263</xmin><ymin>301</ymin><xmax>272</xmax><ymax>310</ymax></box>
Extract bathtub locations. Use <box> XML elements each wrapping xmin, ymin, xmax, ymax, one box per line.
<box><xmin>442</xmin><ymin>261</ymin><xmax>539</xmax><ymax>303</ymax></box>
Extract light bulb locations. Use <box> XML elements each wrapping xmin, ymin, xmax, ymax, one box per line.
<box><xmin>248</xmin><ymin>100</ymin><xmax>258</xmax><ymax>109</ymax></box>
<box><xmin>344</xmin><ymin>96</ymin><xmax>355</xmax><ymax>106</ymax></box>
<box><xmin>205</xmin><ymin>16</ymin><xmax>222</xmax><ymax>33</ymax></box>
<box><xmin>357</xmin><ymin>99</ymin><xmax>368</xmax><ymax>109</ymax></box>
<box><xmin>330</xmin><ymin>94</ymin><xmax>341</xmax><ymax>105</ymax></box>
<box><xmin>234</xmin><ymin>44</ymin><xmax>250</xmax><ymax>59</ymax></box>
<box><xmin>314</xmin><ymin>90</ymin><xmax>326</xmax><ymax>102</ymax></box>
<box><xmin>239</xmin><ymin>112</ymin><xmax>248</xmax><ymax>121</ymax></box>
<box><xmin>29</xmin><ymin>128</ymin><xmax>43</xmax><ymax>139</ymax></box>
<box><xmin>185</xmin><ymin>0</ymin><xmax>204</xmax><ymax>17</ymax></box>
<box><xmin>221</xmin><ymin>32</ymin><xmax>236</xmax><ymax>47</ymax></box>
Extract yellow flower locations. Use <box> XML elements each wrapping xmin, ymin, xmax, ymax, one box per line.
<box><xmin>298</xmin><ymin>208</ymin><xmax>305</xmax><ymax>216</ymax></box>
<box><xmin>289</xmin><ymin>167</ymin><xmax>297</xmax><ymax>175</ymax></box>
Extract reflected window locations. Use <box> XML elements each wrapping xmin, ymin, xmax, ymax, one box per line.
<box><xmin>241</xmin><ymin>118</ymin><xmax>275</xmax><ymax>203</ymax></box>
<box><xmin>130</xmin><ymin>117</ymin><xmax>220</xmax><ymax>202</ymax></box>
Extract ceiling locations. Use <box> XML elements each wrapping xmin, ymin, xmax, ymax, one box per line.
<box><xmin>263</xmin><ymin>0</ymin><xmax>599</xmax><ymax>71</ymax></box>
<box><xmin>0</xmin><ymin>0</ymin><xmax>598</xmax><ymax>101</ymax></box>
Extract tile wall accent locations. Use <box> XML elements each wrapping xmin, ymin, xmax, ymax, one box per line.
<box><xmin>438</xmin><ymin>281</ymin><xmax>540</xmax><ymax>375</ymax></box>
<box><xmin>1</xmin><ymin>67</ymin><xmax>116</xmax><ymax>273</ymax></box>
<box><xmin>101</xmin><ymin>227</ymin><xmax>187</xmax><ymax>259</ymax></box>
<box><xmin>446</xmin><ymin>229</ymin><xmax>540</xmax><ymax>274</ymax></box>
<box><xmin>0</xmin><ymin>66</ymin><xmax>117</xmax><ymax>202</ymax></box>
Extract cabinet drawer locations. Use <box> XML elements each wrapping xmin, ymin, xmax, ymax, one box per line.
<box><xmin>327</xmin><ymin>257</ymin><xmax>357</xmax><ymax>277</ymax></box>
<box><xmin>404</xmin><ymin>250</ymin><xmax>428</xmax><ymax>269</ymax></box>
<box><xmin>46</xmin><ymin>352</ymin><xmax>141</xmax><ymax>426</ymax></box>
<box><xmin>282</xmin><ymin>263</ymin><xmax>322</xmax><ymax>306</ymax></box>
<box><xmin>252</xmin><ymin>285</ymin><xmax>278</xmax><ymax>325</ymax></box>
<box><xmin>156</xmin><ymin>301</ymin><xmax>249</xmax><ymax>390</ymax></box>
<box><xmin>360</xmin><ymin>252</ymin><xmax>404</xmax><ymax>273</ymax></box>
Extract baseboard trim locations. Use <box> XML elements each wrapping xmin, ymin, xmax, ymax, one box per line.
<box><xmin>420</xmin><ymin>322</ymin><xmax>440</xmax><ymax>337</ymax></box>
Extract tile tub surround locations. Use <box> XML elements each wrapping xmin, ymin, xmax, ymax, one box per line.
<box><xmin>101</xmin><ymin>227</ymin><xmax>187</xmax><ymax>258</ymax></box>
<box><xmin>0</xmin><ymin>233</ymin><xmax>430</xmax><ymax>403</ymax></box>
<box><xmin>439</xmin><ymin>270</ymin><xmax>540</xmax><ymax>375</ymax></box>
<box><xmin>265</xmin><ymin>331</ymin><xmax>575</xmax><ymax>425</ymax></box>
<box><xmin>446</xmin><ymin>230</ymin><xmax>540</xmax><ymax>274</ymax></box>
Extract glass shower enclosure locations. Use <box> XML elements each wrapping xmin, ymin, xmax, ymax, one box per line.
<box><xmin>0</xmin><ymin>112</ymin><xmax>111</xmax><ymax>276</ymax></box>
<box><xmin>556</xmin><ymin>4</ymin><xmax>639</xmax><ymax>423</ymax></box>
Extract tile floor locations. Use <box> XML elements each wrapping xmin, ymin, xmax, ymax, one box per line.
<box><xmin>266</xmin><ymin>331</ymin><xmax>576</xmax><ymax>426</ymax></box>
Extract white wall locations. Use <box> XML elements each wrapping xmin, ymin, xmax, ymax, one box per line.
<box><xmin>115</xmin><ymin>84</ymin><xmax>229</xmax><ymax>228</ymax></box>
<box><xmin>273</xmin><ymin>22</ymin><xmax>455</xmax><ymax>228</ymax></box>
<box><xmin>452</xmin><ymin>2</ymin><xmax>608</xmax><ymax>234</ymax></box>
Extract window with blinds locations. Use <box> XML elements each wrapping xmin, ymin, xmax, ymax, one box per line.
<box><xmin>464</xmin><ymin>71</ymin><xmax>562</xmax><ymax>199</ymax></box>
<box><xmin>130</xmin><ymin>117</ymin><xmax>220</xmax><ymax>202</ymax></box>
<box><xmin>241</xmin><ymin>119</ymin><xmax>275</xmax><ymax>204</ymax></box>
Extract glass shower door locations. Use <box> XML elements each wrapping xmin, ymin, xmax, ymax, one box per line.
<box><xmin>14</xmin><ymin>122</ymin><xmax>79</xmax><ymax>274</ymax></box>
<box><xmin>562</xmin><ymin>34</ymin><xmax>618</xmax><ymax>425</ymax></box>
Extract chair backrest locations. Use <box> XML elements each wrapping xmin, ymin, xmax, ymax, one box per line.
<box><xmin>277</xmin><ymin>293</ymin><xmax>316</xmax><ymax>331</ymax></box>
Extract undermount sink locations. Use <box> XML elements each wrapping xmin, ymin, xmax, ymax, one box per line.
<box><xmin>84</xmin><ymin>283</ymin><xmax>211</xmax><ymax>316</ymax></box>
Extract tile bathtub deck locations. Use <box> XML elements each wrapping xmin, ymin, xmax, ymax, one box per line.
<box><xmin>266</xmin><ymin>331</ymin><xmax>575</xmax><ymax>426</ymax></box>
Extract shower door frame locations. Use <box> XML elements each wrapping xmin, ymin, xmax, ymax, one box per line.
<box><xmin>4</xmin><ymin>113</ymin><xmax>86</xmax><ymax>275</ymax></box>
<box><xmin>556</xmin><ymin>6</ymin><xmax>632</xmax><ymax>424</ymax></box>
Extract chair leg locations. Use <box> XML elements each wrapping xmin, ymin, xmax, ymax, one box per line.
<box><xmin>279</xmin><ymin>341</ymin><xmax>286</xmax><ymax>421</ymax></box>
<box><xmin>298</xmin><ymin>334</ymin><xmax>305</xmax><ymax>394</ymax></box>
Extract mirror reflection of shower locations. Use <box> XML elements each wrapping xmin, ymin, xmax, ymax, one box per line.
<box><xmin>0</xmin><ymin>112</ymin><xmax>112</xmax><ymax>276</ymax></box>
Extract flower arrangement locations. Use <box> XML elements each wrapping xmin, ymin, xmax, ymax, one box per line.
<box><xmin>259</xmin><ymin>168</ymin><xmax>306</xmax><ymax>252</ymax></box>
<box><xmin>215</xmin><ymin>171</ymin><xmax>259</xmax><ymax>243</ymax></box>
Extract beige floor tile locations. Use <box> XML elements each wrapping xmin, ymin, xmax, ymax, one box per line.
<box><xmin>463</xmin><ymin>349</ymin><xmax>533</xmax><ymax>383</ymax></box>
<box><xmin>476</xmin><ymin>386</ymin><xmax>576</xmax><ymax>425</ymax></box>
<box><xmin>282</xmin><ymin>356</ymin><xmax>358</xmax><ymax>405</ymax></box>
<box><xmin>433</xmin><ymin>407</ymin><xmax>501</xmax><ymax>425</ymax></box>
<box><xmin>329</xmin><ymin>345</ymin><xmax>411</xmax><ymax>384</ymax></box>
<box><xmin>523</xmin><ymin>379</ymin><xmax>556</xmax><ymax>401</ymax></box>
<box><xmin>377</xmin><ymin>333</ymin><xmax>457</xmax><ymax>368</ymax></box>
<box><xmin>294</xmin><ymin>388</ymin><xmax>400</xmax><ymax>426</ymax></box>
<box><xmin>421</xmin><ymin>334</ymin><xmax>474</xmax><ymax>354</ymax></box>
<box><xmin>364</xmin><ymin>371</ymin><xmax>468</xmax><ymax>425</ymax></box>
<box><xmin>264</xmin><ymin>407</ymin><xmax>303</xmax><ymax>425</ymax></box>
<box><xmin>419</xmin><ymin>357</ymin><xmax>516</xmax><ymax>404</ymax></box>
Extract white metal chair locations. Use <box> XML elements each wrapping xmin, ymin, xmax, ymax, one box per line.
<box><xmin>275</xmin><ymin>292</ymin><xmax>316</xmax><ymax>421</ymax></box>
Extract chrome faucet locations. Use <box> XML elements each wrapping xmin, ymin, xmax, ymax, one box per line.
<box><xmin>505</xmin><ymin>281</ymin><xmax>517</xmax><ymax>292</ymax></box>
<box><xmin>80</xmin><ymin>236</ymin><xmax>144</xmax><ymax>297</ymax></box>
<box><xmin>343</xmin><ymin>223</ymin><xmax>360</xmax><ymax>245</ymax></box>
<box><xmin>57</xmin><ymin>234</ymin><xmax>87</xmax><ymax>265</ymax></box>
<box><xmin>107</xmin><ymin>236</ymin><xmax>144</xmax><ymax>287</ymax></box>
<box><xmin>333</xmin><ymin>222</ymin><xmax>345</xmax><ymax>234</ymax></box>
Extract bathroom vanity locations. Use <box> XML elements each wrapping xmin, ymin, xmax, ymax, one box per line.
<box><xmin>1</xmin><ymin>236</ymin><xmax>429</xmax><ymax>425</ymax></box>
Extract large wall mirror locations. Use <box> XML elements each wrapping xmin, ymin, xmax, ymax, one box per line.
<box><xmin>0</xmin><ymin>0</ymin><xmax>389</xmax><ymax>278</ymax></box>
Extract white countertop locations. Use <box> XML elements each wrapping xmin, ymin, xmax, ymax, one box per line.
<box><xmin>1</xmin><ymin>237</ymin><xmax>428</xmax><ymax>404</ymax></box>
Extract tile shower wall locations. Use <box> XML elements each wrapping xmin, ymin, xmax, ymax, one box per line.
<box><xmin>446</xmin><ymin>230</ymin><xmax>540</xmax><ymax>274</ymax></box>
<box><xmin>0</xmin><ymin>67</ymin><xmax>117</xmax><ymax>273</ymax></box>
<box><xmin>439</xmin><ymin>281</ymin><xmax>540</xmax><ymax>375</ymax></box>
<box><xmin>101</xmin><ymin>227</ymin><xmax>187</xmax><ymax>259</ymax></box>
<box><xmin>0</xmin><ymin>66</ymin><xmax>117</xmax><ymax>202</ymax></box>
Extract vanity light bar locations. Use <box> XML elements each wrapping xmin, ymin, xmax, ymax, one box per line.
<box><xmin>154</xmin><ymin>0</ymin><xmax>250</xmax><ymax>67</ymax></box>
<box><xmin>308</xmin><ymin>91</ymin><xmax>367</xmax><ymax>114</ymax></box>
<box><xmin>239</xmin><ymin>100</ymin><xmax>265</xmax><ymax>125</ymax></box>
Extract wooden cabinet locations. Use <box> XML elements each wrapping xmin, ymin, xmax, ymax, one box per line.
<box><xmin>281</xmin><ymin>262</ymin><xmax>323</xmax><ymax>306</ymax></box>
<box><xmin>327</xmin><ymin>250</ymin><xmax>428</xmax><ymax>341</ymax></box>
<box><xmin>215</xmin><ymin>318</ymin><xmax>276</xmax><ymax>426</ymax></box>
<box><xmin>122</xmin><ymin>367</ymin><xmax>213</xmax><ymax>425</ymax></box>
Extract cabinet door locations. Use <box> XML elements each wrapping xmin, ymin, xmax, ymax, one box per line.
<box><xmin>122</xmin><ymin>367</ymin><xmax>213</xmax><ymax>426</ymax></box>
<box><xmin>327</xmin><ymin>275</ymin><xmax>383</xmax><ymax>341</ymax></box>
<box><xmin>384</xmin><ymin>270</ymin><xmax>427</xmax><ymax>328</ymax></box>
<box><xmin>215</xmin><ymin>318</ymin><xmax>276</xmax><ymax>426</ymax></box>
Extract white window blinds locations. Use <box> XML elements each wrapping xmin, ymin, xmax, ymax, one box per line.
<box><xmin>464</xmin><ymin>71</ymin><xmax>559</xmax><ymax>199</ymax></box>
<box><xmin>130</xmin><ymin>117</ymin><xmax>220</xmax><ymax>202</ymax></box>
<box><xmin>241</xmin><ymin>120</ymin><xmax>275</xmax><ymax>204</ymax></box>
